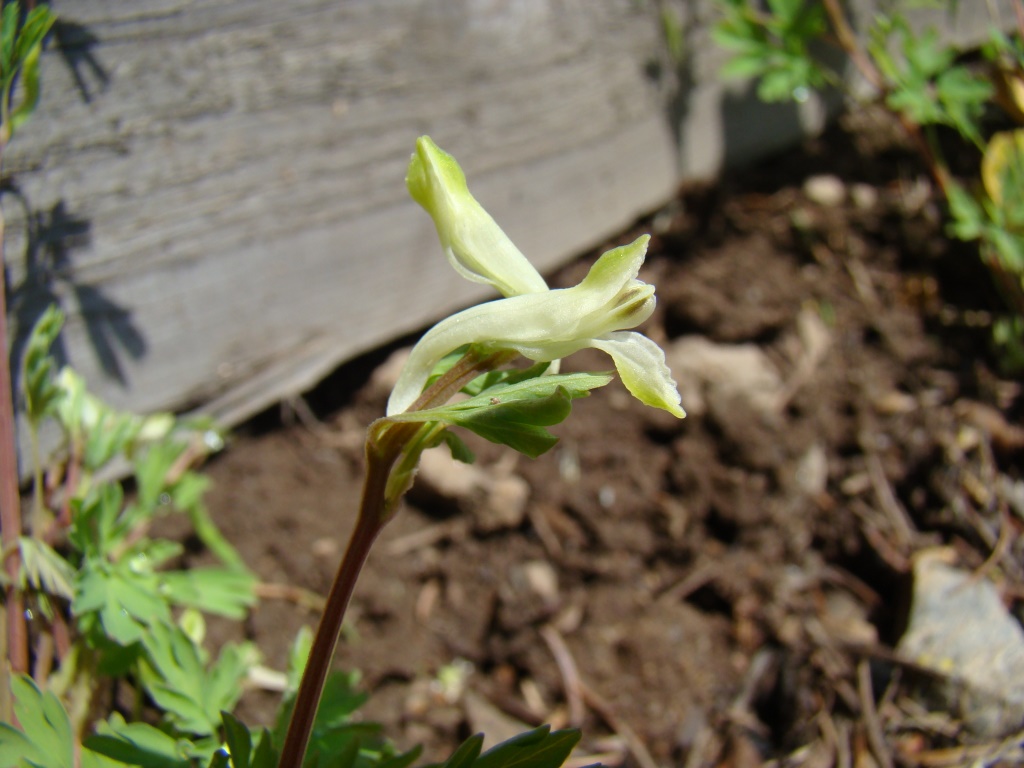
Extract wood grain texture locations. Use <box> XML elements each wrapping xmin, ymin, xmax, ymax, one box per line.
<box><xmin>6</xmin><ymin>0</ymin><xmax>675</xmax><ymax>436</ymax></box>
<box><xmin>4</xmin><ymin>0</ymin><xmax>1014</xmax><ymax>467</ymax></box>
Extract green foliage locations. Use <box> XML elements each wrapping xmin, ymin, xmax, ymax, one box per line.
<box><xmin>0</xmin><ymin>674</ymin><xmax>77</xmax><ymax>767</ymax></box>
<box><xmin>5</xmin><ymin>309</ymin><xmax>267</xmax><ymax>764</ymax></box>
<box><xmin>20</xmin><ymin>305</ymin><xmax>63</xmax><ymax>426</ymax></box>
<box><xmin>868</xmin><ymin>16</ymin><xmax>991</xmax><ymax>144</ymax></box>
<box><xmin>711</xmin><ymin>0</ymin><xmax>1024</xmax><ymax>369</ymax></box>
<box><xmin>389</xmin><ymin>372</ymin><xmax>613</xmax><ymax>458</ymax></box>
<box><xmin>86</xmin><ymin>713</ymin><xmax>200</xmax><ymax>767</ymax></box>
<box><xmin>424</xmin><ymin>727</ymin><xmax>580</xmax><ymax>768</ymax></box>
<box><xmin>712</xmin><ymin>0</ymin><xmax>829</xmax><ymax>101</ymax></box>
<box><xmin>138</xmin><ymin>619</ymin><xmax>255</xmax><ymax>737</ymax></box>
<box><xmin>0</xmin><ymin>1</ymin><xmax>56</xmax><ymax>142</ymax></box>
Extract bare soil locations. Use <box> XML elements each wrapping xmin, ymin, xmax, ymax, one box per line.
<box><xmin>199</xmin><ymin>110</ymin><xmax>1024</xmax><ymax>767</ymax></box>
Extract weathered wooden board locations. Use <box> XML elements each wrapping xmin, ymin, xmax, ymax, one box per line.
<box><xmin>3</xmin><ymin>0</ymin><xmax>1014</xmax><ymax>468</ymax></box>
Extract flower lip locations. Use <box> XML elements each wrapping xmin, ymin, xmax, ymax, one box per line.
<box><xmin>386</xmin><ymin>235</ymin><xmax>684</xmax><ymax>419</ymax></box>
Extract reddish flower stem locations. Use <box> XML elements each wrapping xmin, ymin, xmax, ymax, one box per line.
<box><xmin>277</xmin><ymin>347</ymin><xmax>514</xmax><ymax>767</ymax></box>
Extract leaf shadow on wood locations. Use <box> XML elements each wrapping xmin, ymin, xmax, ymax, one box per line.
<box><xmin>6</xmin><ymin>191</ymin><xmax>147</xmax><ymax>396</ymax></box>
<box><xmin>51</xmin><ymin>17</ymin><xmax>109</xmax><ymax>104</ymax></box>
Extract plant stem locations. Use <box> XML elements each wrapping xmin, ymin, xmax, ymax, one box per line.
<box><xmin>277</xmin><ymin>347</ymin><xmax>515</xmax><ymax>767</ymax></box>
<box><xmin>0</xmin><ymin>199</ymin><xmax>27</xmax><ymax>679</ymax></box>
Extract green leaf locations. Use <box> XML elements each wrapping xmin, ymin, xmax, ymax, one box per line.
<box><xmin>9</xmin><ymin>26</ymin><xmax>44</xmax><ymax>133</ymax></box>
<box><xmin>171</xmin><ymin>470</ymin><xmax>211</xmax><ymax>512</ymax></box>
<box><xmin>389</xmin><ymin>372</ymin><xmax>612</xmax><ymax>458</ymax></box>
<box><xmin>250</xmin><ymin>730</ymin><xmax>277</xmax><ymax>768</ymax></box>
<box><xmin>272</xmin><ymin>670</ymin><xmax>377</xmax><ymax>768</ymax></box>
<box><xmin>139</xmin><ymin>622</ymin><xmax>253</xmax><ymax>737</ymax></box>
<box><xmin>11</xmin><ymin>6</ymin><xmax>56</xmax><ymax>74</ymax></box>
<box><xmin>19</xmin><ymin>536</ymin><xmax>75</xmax><ymax>599</ymax></box>
<box><xmin>311</xmin><ymin>733</ymin><xmax>360</xmax><ymax>768</ymax></box>
<box><xmin>21</xmin><ymin>305</ymin><xmax>64</xmax><ymax>426</ymax></box>
<box><xmin>766</xmin><ymin>0</ymin><xmax>803</xmax><ymax>25</ymax></box>
<box><xmin>461</xmin><ymin>361</ymin><xmax>551</xmax><ymax>397</ymax></box>
<box><xmin>86</xmin><ymin>714</ymin><xmax>193</xmax><ymax>768</ymax></box>
<box><xmin>945</xmin><ymin>181</ymin><xmax>985</xmax><ymax>241</ymax></box>
<box><xmin>436</xmin><ymin>734</ymin><xmax>483</xmax><ymax>768</ymax></box>
<box><xmin>314</xmin><ymin>672</ymin><xmax>369</xmax><ymax>731</ymax></box>
<box><xmin>160</xmin><ymin>567</ymin><xmax>257</xmax><ymax>619</ymax></box>
<box><xmin>135</xmin><ymin>440</ymin><xmax>186</xmax><ymax>512</ymax></box>
<box><xmin>474</xmin><ymin>727</ymin><xmax>580</xmax><ymax>768</ymax></box>
<box><xmin>0</xmin><ymin>675</ymin><xmax>75</xmax><ymax>768</ymax></box>
<box><xmin>83</xmin><ymin>410</ymin><xmax>143</xmax><ymax>471</ymax></box>
<box><xmin>376</xmin><ymin>745</ymin><xmax>423</xmax><ymax>768</ymax></box>
<box><xmin>903</xmin><ymin>26</ymin><xmax>953</xmax><ymax>79</ymax></box>
<box><xmin>439</xmin><ymin>430</ymin><xmax>475</xmax><ymax>464</ymax></box>
<box><xmin>719</xmin><ymin>52</ymin><xmax>771</xmax><ymax>80</ymax></box>
<box><xmin>68</xmin><ymin>483</ymin><xmax>124</xmax><ymax>559</ymax></box>
<box><xmin>284</xmin><ymin>626</ymin><xmax>314</xmax><ymax>693</ymax></box>
<box><xmin>220</xmin><ymin>712</ymin><xmax>252</xmax><ymax>768</ymax></box>
<box><xmin>0</xmin><ymin>2</ymin><xmax>19</xmax><ymax>75</ymax></box>
<box><xmin>936</xmin><ymin>66</ymin><xmax>992</xmax><ymax>144</ymax></box>
<box><xmin>72</xmin><ymin>556</ymin><xmax>171</xmax><ymax>646</ymax></box>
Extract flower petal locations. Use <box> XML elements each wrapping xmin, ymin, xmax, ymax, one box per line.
<box><xmin>407</xmin><ymin>137</ymin><xmax>548</xmax><ymax>297</ymax></box>
<box><xmin>590</xmin><ymin>332</ymin><xmax>685</xmax><ymax>418</ymax></box>
<box><xmin>387</xmin><ymin>291</ymin><xmax>581</xmax><ymax>415</ymax></box>
<box><xmin>576</xmin><ymin>235</ymin><xmax>650</xmax><ymax>306</ymax></box>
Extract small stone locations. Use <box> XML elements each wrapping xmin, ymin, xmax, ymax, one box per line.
<box><xmin>793</xmin><ymin>443</ymin><xmax>828</xmax><ymax>497</ymax></box>
<box><xmin>413</xmin><ymin>448</ymin><xmax>488</xmax><ymax>513</ymax></box>
<box><xmin>898</xmin><ymin>549</ymin><xmax>1024</xmax><ymax>737</ymax></box>
<box><xmin>667</xmin><ymin>336</ymin><xmax>783</xmax><ymax>417</ymax></box>
<box><xmin>803</xmin><ymin>174</ymin><xmax>846</xmax><ymax>207</ymax></box>
<box><xmin>519</xmin><ymin>560</ymin><xmax>559</xmax><ymax>606</ymax></box>
<box><xmin>849</xmin><ymin>182</ymin><xmax>878</xmax><ymax>210</ymax></box>
<box><xmin>477</xmin><ymin>474</ymin><xmax>530</xmax><ymax>532</ymax></box>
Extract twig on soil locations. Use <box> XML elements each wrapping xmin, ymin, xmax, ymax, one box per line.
<box><xmin>968</xmin><ymin>506</ymin><xmax>1014</xmax><ymax>587</ymax></box>
<box><xmin>384</xmin><ymin>518</ymin><xmax>470</xmax><ymax>556</ymax></box>
<box><xmin>845</xmin><ymin>257</ymin><xmax>881</xmax><ymax>307</ymax></box>
<box><xmin>525</xmin><ymin>504</ymin><xmax>563</xmax><ymax>559</ymax></box>
<box><xmin>817</xmin><ymin>710</ymin><xmax>852</xmax><ymax>768</ymax></box>
<box><xmin>904</xmin><ymin>728</ymin><xmax>1024</xmax><ymax>767</ymax></box>
<box><xmin>681</xmin><ymin>724</ymin><xmax>719</xmax><ymax>768</ymax></box>
<box><xmin>578</xmin><ymin>680</ymin><xmax>660</xmax><ymax>768</ymax></box>
<box><xmin>254</xmin><ymin>582</ymin><xmax>327</xmax><ymax>612</ymax></box>
<box><xmin>725</xmin><ymin>648</ymin><xmax>776</xmax><ymax>737</ymax></box>
<box><xmin>850</xmin><ymin>499</ymin><xmax>911</xmax><ymax>572</ymax></box>
<box><xmin>654</xmin><ymin>562</ymin><xmax>718</xmax><ymax>604</ymax></box>
<box><xmin>857</xmin><ymin>659</ymin><xmax>894</xmax><ymax>768</ymax></box>
<box><xmin>866</xmin><ymin>453</ymin><xmax>916</xmax><ymax>550</ymax></box>
<box><xmin>538</xmin><ymin>624</ymin><xmax>585</xmax><ymax>728</ymax></box>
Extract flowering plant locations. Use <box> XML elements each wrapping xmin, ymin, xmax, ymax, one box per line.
<box><xmin>278</xmin><ymin>137</ymin><xmax>684</xmax><ymax>764</ymax></box>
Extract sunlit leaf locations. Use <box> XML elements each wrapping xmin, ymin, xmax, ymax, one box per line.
<box><xmin>474</xmin><ymin>726</ymin><xmax>580</xmax><ymax>768</ymax></box>
<box><xmin>388</xmin><ymin>372</ymin><xmax>612</xmax><ymax>458</ymax></box>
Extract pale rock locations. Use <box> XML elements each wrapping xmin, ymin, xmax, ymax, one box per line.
<box><xmin>849</xmin><ymin>182</ymin><xmax>879</xmax><ymax>211</ymax></box>
<box><xmin>667</xmin><ymin>336</ymin><xmax>783</xmax><ymax>417</ymax></box>
<box><xmin>898</xmin><ymin>549</ymin><xmax>1024</xmax><ymax>737</ymax></box>
<box><xmin>477</xmin><ymin>474</ymin><xmax>530</xmax><ymax>532</ymax></box>
<box><xmin>416</xmin><ymin>446</ymin><xmax>489</xmax><ymax>504</ymax></box>
<box><xmin>414</xmin><ymin>446</ymin><xmax>530</xmax><ymax>531</ymax></box>
<box><xmin>804</xmin><ymin>174</ymin><xmax>846</xmax><ymax>207</ymax></box>
<box><xmin>793</xmin><ymin>443</ymin><xmax>828</xmax><ymax>497</ymax></box>
<box><xmin>518</xmin><ymin>560</ymin><xmax>559</xmax><ymax>606</ymax></box>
